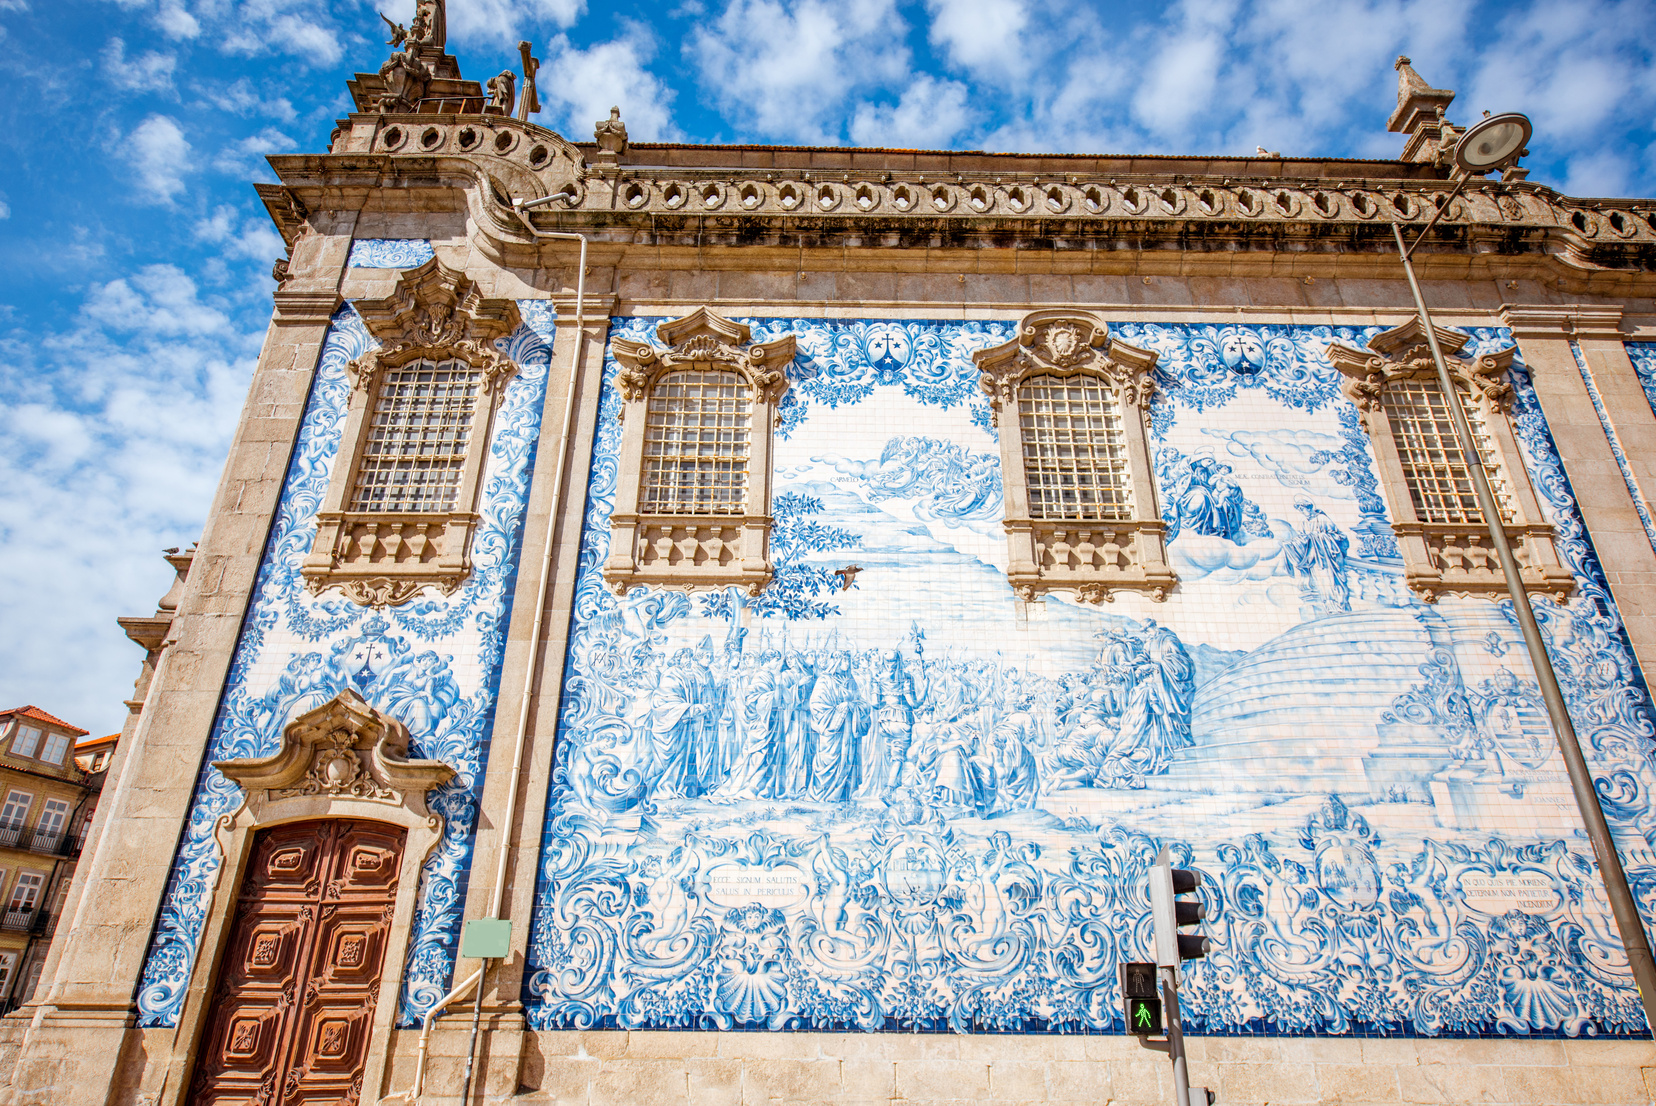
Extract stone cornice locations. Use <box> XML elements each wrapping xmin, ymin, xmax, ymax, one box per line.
<box><xmin>266</xmin><ymin>133</ymin><xmax>1656</xmax><ymax>282</ymax></box>
<box><xmin>1502</xmin><ymin>304</ymin><xmax>1626</xmax><ymax>341</ymax></box>
<box><xmin>272</xmin><ymin>289</ymin><xmax>343</xmax><ymax>324</ymax></box>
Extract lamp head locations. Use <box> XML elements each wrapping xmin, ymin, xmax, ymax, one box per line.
<box><xmin>1453</xmin><ymin>112</ymin><xmax>1532</xmax><ymax>174</ymax></box>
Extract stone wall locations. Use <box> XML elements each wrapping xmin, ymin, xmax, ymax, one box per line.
<box><xmin>506</xmin><ymin>1030</ymin><xmax>1656</xmax><ymax>1106</ymax></box>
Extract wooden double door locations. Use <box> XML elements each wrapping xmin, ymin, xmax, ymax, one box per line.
<box><xmin>188</xmin><ymin>819</ymin><xmax>405</xmax><ymax>1106</ymax></box>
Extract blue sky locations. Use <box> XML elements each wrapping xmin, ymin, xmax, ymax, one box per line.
<box><xmin>1</xmin><ymin>0</ymin><xmax>1654</xmax><ymax>737</ymax></box>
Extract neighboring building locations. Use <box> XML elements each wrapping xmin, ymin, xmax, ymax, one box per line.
<box><xmin>0</xmin><ymin>707</ymin><xmax>100</xmax><ymax>1014</ymax></box>
<box><xmin>12</xmin><ymin>8</ymin><xmax>1656</xmax><ymax>1105</ymax></box>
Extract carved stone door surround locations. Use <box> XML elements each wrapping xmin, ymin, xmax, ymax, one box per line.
<box><xmin>156</xmin><ymin>690</ymin><xmax>455</xmax><ymax>1106</ymax></box>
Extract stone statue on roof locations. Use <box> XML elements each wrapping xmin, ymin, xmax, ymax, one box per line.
<box><xmin>410</xmin><ymin>0</ymin><xmax>446</xmax><ymax>48</ymax></box>
<box><xmin>379</xmin><ymin>11</ymin><xmax>409</xmax><ymax>47</ymax></box>
<box><xmin>485</xmin><ymin>70</ymin><xmax>516</xmax><ymax>117</ymax></box>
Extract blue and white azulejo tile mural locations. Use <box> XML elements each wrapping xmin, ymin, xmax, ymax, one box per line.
<box><xmin>347</xmin><ymin>238</ymin><xmax>438</xmax><ymax>268</ymax></box>
<box><xmin>135</xmin><ymin>297</ymin><xmax>555</xmax><ymax>1028</ymax></box>
<box><xmin>522</xmin><ymin>317</ymin><xmax>1656</xmax><ymax>1037</ymax></box>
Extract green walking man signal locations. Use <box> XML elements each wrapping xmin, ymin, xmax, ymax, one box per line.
<box><xmin>1128</xmin><ymin>996</ymin><xmax>1164</xmax><ymax>1035</ymax></box>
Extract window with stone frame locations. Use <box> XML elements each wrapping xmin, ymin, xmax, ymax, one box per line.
<box><xmin>0</xmin><ymin>792</ymin><xmax>30</xmax><ymax>832</ymax></box>
<box><xmin>347</xmin><ymin>360</ymin><xmax>482</xmax><ymax>513</ymax></box>
<box><xmin>974</xmin><ymin>310</ymin><xmax>1176</xmax><ymax>604</ymax></box>
<box><xmin>1327</xmin><ymin>319</ymin><xmax>1573</xmax><ymax>603</ymax></box>
<box><xmin>9</xmin><ymin>872</ymin><xmax>42</xmax><ymax>913</ymax></box>
<box><xmin>302</xmin><ymin>258</ymin><xmax>521</xmax><ymax>608</ymax></box>
<box><xmin>603</xmin><ymin>308</ymin><xmax>795</xmax><ymax>597</ymax></box>
<box><xmin>640</xmin><ymin>370</ymin><xmax>753</xmax><ymax>515</ymax></box>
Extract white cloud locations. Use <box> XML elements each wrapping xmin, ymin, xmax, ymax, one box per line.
<box><xmin>83</xmin><ymin>265</ymin><xmax>234</xmax><ymax>337</ymax></box>
<box><xmin>0</xmin><ymin>267</ymin><xmax>259</xmax><ymax>735</ymax></box>
<box><xmin>925</xmin><ymin>0</ymin><xmax>1029</xmax><ymax>78</ymax></box>
<box><xmin>1132</xmin><ymin>31</ymin><xmax>1226</xmax><ymax>137</ymax></box>
<box><xmin>448</xmin><ymin>0</ymin><xmax>585</xmax><ymax>44</ymax></box>
<box><xmin>202</xmin><ymin>77</ymin><xmax>298</xmax><ymax>123</ymax></box>
<box><xmin>101</xmin><ymin>37</ymin><xmax>177</xmax><ymax>94</ymax></box>
<box><xmin>156</xmin><ymin>0</ymin><xmax>199</xmax><ymax>38</ymax></box>
<box><xmin>221</xmin><ymin>10</ymin><xmax>342</xmax><ymax>66</ymax></box>
<box><xmin>0</xmin><ymin>196</ymin><xmax>9</xmax><ymax>220</ymax></box>
<box><xmin>125</xmin><ymin>114</ymin><xmax>191</xmax><ymax>204</ymax></box>
<box><xmin>195</xmin><ymin>206</ymin><xmax>286</xmax><ymax>263</ymax></box>
<box><xmin>850</xmin><ymin>76</ymin><xmax>972</xmax><ymax>149</ymax></box>
<box><xmin>1562</xmin><ymin>151</ymin><xmax>1631</xmax><ymax>197</ymax></box>
<box><xmin>689</xmin><ymin>0</ymin><xmax>910</xmax><ymax>143</ymax></box>
<box><xmin>538</xmin><ymin>29</ymin><xmax>678</xmax><ymax>142</ymax></box>
<box><xmin>212</xmin><ymin>127</ymin><xmax>297</xmax><ymax>176</ymax></box>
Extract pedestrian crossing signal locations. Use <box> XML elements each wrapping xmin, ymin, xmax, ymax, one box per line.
<box><xmin>1126</xmin><ymin>995</ymin><xmax>1163</xmax><ymax>1035</ymax></box>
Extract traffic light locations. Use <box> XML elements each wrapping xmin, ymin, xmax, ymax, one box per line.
<box><xmin>1119</xmin><ymin>962</ymin><xmax>1162</xmax><ymax>1035</ymax></box>
<box><xmin>1149</xmin><ymin>862</ymin><xmax>1210</xmax><ymax>968</ymax></box>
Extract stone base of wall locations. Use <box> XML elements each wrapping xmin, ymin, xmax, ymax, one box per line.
<box><xmin>501</xmin><ymin>1030</ymin><xmax>1656</xmax><ymax>1106</ymax></box>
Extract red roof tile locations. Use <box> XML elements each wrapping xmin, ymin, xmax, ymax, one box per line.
<box><xmin>0</xmin><ymin>705</ymin><xmax>90</xmax><ymax>737</ymax></box>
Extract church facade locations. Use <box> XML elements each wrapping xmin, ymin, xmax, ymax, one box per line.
<box><xmin>8</xmin><ymin>16</ymin><xmax>1656</xmax><ymax>1106</ymax></box>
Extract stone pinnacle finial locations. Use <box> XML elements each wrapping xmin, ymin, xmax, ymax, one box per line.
<box><xmin>1394</xmin><ymin>56</ymin><xmax>1436</xmax><ymax>106</ymax></box>
<box><xmin>1386</xmin><ymin>53</ymin><xmax>1456</xmax><ymax>163</ymax></box>
<box><xmin>594</xmin><ymin>106</ymin><xmax>629</xmax><ymax>165</ymax></box>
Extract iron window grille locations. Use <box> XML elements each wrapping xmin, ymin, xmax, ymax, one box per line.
<box><xmin>1018</xmin><ymin>374</ymin><xmax>1134</xmax><ymax>521</ymax></box>
<box><xmin>348</xmin><ymin>360</ymin><xmax>481</xmax><ymax>514</ymax></box>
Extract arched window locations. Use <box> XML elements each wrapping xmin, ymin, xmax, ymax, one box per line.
<box><xmin>604</xmin><ymin>309</ymin><xmax>794</xmax><ymax>596</ymax></box>
<box><xmin>1328</xmin><ymin>319</ymin><xmax>1572</xmax><ymax>603</ymax></box>
<box><xmin>641</xmin><ymin>369</ymin><xmax>752</xmax><ymax>514</ymax></box>
<box><xmin>975</xmin><ymin>311</ymin><xmax>1176</xmax><ymax>603</ymax></box>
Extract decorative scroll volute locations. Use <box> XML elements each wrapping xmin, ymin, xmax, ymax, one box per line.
<box><xmin>347</xmin><ymin>257</ymin><xmax>523</xmax><ymax>393</ymax></box>
<box><xmin>972</xmin><ymin>311</ymin><xmax>1159</xmax><ymax>426</ymax></box>
<box><xmin>612</xmin><ymin>306</ymin><xmax>795</xmax><ymax>411</ymax></box>
<box><xmin>1327</xmin><ymin>317</ymin><xmax>1516</xmax><ymax>420</ymax></box>
<box><xmin>214</xmin><ymin>690</ymin><xmax>454</xmax><ymax>812</ymax></box>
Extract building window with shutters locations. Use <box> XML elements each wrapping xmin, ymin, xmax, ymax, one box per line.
<box><xmin>603</xmin><ymin>308</ymin><xmax>794</xmax><ymax>597</ymax></box>
<box><xmin>975</xmin><ymin>310</ymin><xmax>1176</xmax><ymax>603</ymax></box>
<box><xmin>302</xmin><ymin>259</ymin><xmax>522</xmax><ymax>607</ymax></box>
<box><xmin>1328</xmin><ymin>319</ymin><xmax>1572</xmax><ymax>603</ymax></box>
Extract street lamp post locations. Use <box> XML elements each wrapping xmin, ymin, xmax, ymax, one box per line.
<box><xmin>1392</xmin><ymin>110</ymin><xmax>1656</xmax><ymax>1033</ymax></box>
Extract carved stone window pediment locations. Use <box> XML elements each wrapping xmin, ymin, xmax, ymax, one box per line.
<box><xmin>213</xmin><ymin>690</ymin><xmax>454</xmax><ymax>817</ymax></box>
<box><xmin>974</xmin><ymin>311</ymin><xmax>1176</xmax><ymax>604</ymax></box>
<box><xmin>1329</xmin><ymin>319</ymin><xmax>1515</xmax><ymax>418</ymax></box>
<box><xmin>603</xmin><ymin>308</ymin><xmax>795</xmax><ymax>597</ymax></box>
<box><xmin>611</xmin><ymin>307</ymin><xmax>795</xmax><ymax>413</ymax></box>
<box><xmin>1327</xmin><ymin>318</ymin><xmax>1573</xmax><ymax>603</ymax></box>
<box><xmin>303</xmin><ymin>258</ymin><xmax>524</xmax><ymax>607</ymax></box>
<box><xmin>344</xmin><ymin>259</ymin><xmax>521</xmax><ymax>394</ymax></box>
